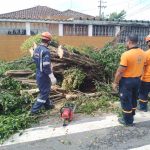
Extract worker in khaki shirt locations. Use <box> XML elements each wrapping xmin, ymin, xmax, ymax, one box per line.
<box><xmin>112</xmin><ymin>34</ymin><xmax>145</xmax><ymax>126</ymax></box>
<box><xmin>138</xmin><ymin>35</ymin><xmax>150</xmax><ymax>112</ymax></box>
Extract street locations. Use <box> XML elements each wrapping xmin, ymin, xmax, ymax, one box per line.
<box><xmin>1</xmin><ymin>111</ymin><xmax>150</xmax><ymax>150</ymax></box>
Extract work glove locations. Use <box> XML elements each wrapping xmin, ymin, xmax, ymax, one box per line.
<box><xmin>57</xmin><ymin>45</ymin><xmax>64</xmax><ymax>58</ymax></box>
<box><xmin>29</xmin><ymin>47</ymin><xmax>34</xmax><ymax>57</ymax></box>
<box><xmin>49</xmin><ymin>73</ymin><xmax>57</xmax><ymax>85</ymax></box>
<box><xmin>28</xmin><ymin>42</ymin><xmax>37</xmax><ymax>57</ymax></box>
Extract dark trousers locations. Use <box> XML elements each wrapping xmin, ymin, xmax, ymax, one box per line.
<box><xmin>31</xmin><ymin>73</ymin><xmax>52</xmax><ymax>113</ymax></box>
<box><xmin>139</xmin><ymin>81</ymin><xmax>150</xmax><ymax>110</ymax></box>
<box><xmin>119</xmin><ymin>77</ymin><xmax>140</xmax><ymax>124</ymax></box>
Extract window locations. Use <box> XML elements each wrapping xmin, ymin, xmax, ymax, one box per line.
<box><xmin>0</xmin><ymin>22</ymin><xmax>26</xmax><ymax>35</ymax></box>
<box><xmin>63</xmin><ymin>24</ymin><xmax>88</xmax><ymax>36</ymax></box>
<box><xmin>93</xmin><ymin>25</ymin><xmax>115</xmax><ymax>36</ymax></box>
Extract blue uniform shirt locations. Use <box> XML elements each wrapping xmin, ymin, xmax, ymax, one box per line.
<box><xmin>33</xmin><ymin>44</ymin><xmax>52</xmax><ymax>76</ymax></box>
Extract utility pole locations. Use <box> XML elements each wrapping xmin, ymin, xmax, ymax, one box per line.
<box><xmin>70</xmin><ymin>0</ymin><xmax>72</xmax><ymax>9</ymax></box>
<box><xmin>98</xmin><ymin>0</ymin><xmax>107</xmax><ymax>19</ymax></box>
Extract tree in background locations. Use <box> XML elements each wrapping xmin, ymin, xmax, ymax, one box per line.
<box><xmin>108</xmin><ymin>10</ymin><xmax>126</xmax><ymax>20</ymax></box>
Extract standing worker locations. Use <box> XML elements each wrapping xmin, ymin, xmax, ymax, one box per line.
<box><xmin>29</xmin><ymin>32</ymin><xmax>57</xmax><ymax>114</ymax></box>
<box><xmin>138</xmin><ymin>35</ymin><xmax>150</xmax><ymax>112</ymax></box>
<box><xmin>112</xmin><ymin>34</ymin><xmax>145</xmax><ymax>126</ymax></box>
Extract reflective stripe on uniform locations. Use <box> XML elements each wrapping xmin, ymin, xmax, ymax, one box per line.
<box><xmin>132</xmin><ymin>108</ymin><xmax>137</xmax><ymax>110</ymax></box>
<box><xmin>37</xmin><ymin>98</ymin><xmax>46</xmax><ymax>103</ymax></box>
<box><xmin>43</xmin><ymin>62</ymin><xmax>50</xmax><ymax>66</ymax></box>
<box><xmin>122</xmin><ymin>110</ymin><xmax>132</xmax><ymax>113</ymax></box>
<box><xmin>40</xmin><ymin>50</ymin><xmax>43</xmax><ymax>72</ymax></box>
<box><xmin>139</xmin><ymin>99</ymin><xmax>148</xmax><ymax>103</ymax></box>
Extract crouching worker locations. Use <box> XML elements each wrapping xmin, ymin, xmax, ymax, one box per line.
<box><xmin>29</xmin><ymin>32</ymin><xmax>57</xmax><ymax>114</ymax></box>
<box><xmin>112</xmin><ymin>34</ymin><xmax>145</xmax><ymax>126</ymax></box>
<box><xmin>138</xmin><ymin>35</ymin><xmax>150</xmax><ymax>112</ymax></box>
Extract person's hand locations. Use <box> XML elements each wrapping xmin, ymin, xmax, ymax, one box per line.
<box><xmin>49</xmin><ymin>73</ymin><xmax>57</xmax><ymax>85</ymax></box>
<box><xmin>33</xmin><ymin>42</ymin><xmax>37</xmax><ymax>49</ymax></box>
<box><xmin>112</xmin><ymin>82</ymin><xmax>118</xmax><ymax>92</ymax></box>
<box><xmin>28</xmin><ymin>42</ymin><xmax>37</xmax><ymax>57</ymax></box>
<box><xmin>29</xmin><ymin>48</ymin><xmax>34</xmax><ymax>57</ymax></box>
<box><xmin>57</xmin><ymin>45</ymin><xmax>64</xmax><ymax>58</ymax></box>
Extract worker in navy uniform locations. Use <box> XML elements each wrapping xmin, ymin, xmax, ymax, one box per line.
<box><xmin>29</xmin><ymin>32</ymin><xmax>56</xmax><ymax>114</ymax></box>
<box><xmin>112</xmin><ymin>34</ymin><xmax>145</xmax><ymax>126</ymax></box>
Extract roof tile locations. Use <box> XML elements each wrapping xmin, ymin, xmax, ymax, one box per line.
<box><xmin>0</xmin><ymin>6</ymin><xmax>93</xmax><ymax>20</ymax></box>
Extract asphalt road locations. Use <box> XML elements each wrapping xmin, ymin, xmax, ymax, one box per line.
<box><xmin>1</xmin><ymin>113</ymin><xmax>150</xmax><ymax>150</ymax></box>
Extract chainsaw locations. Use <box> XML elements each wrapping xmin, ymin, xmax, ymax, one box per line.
<box><xmin>60</xmin><ymin>103</ymin><xmax>76</xmax><ymax>126</ymax></box>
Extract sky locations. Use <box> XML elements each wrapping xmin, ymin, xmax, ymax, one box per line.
<box><xmin>0</xmin><ymin>0</ymin><xmax>150</xmax><ymax>20</ymax></box>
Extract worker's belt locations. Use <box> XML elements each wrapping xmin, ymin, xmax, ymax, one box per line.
<box><xmin>122</xmin><ymin>76</ymin><xmax>141</xmax><ymax>79</ymax></box>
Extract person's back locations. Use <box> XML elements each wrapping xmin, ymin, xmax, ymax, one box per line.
<box><xmin>138</xmin><ymin>34</ymin><xmax>150</xmax><ymax>111</ymax></box>
<box><xmin>112</xmin><ymin>34</ymin><xmax>146</xmax><ymax>126</ymax></box>
<box><xmin>141</xmin><ymin>49</ymin><xmax>150</xmax><ymax>82</ymax></box>
<box><xmin>33</xmin><ymin>44</ymin><xmax>51</xmax><ymax>76</ymax></box>
<box><xmin>121</xmin><ymin>47</ymin><xmax>145</xmax><ymax>78</ymax></box>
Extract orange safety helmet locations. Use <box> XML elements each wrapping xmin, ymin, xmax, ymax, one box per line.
<box><xmin>41</xmin><ymin>32</ymin><xmax>52</xmax><ymax>41</ymax></box>
<box><xmin>145</xmin><ymin>35</ymin><xmax>150</xmax><ymax>42</ymax></box>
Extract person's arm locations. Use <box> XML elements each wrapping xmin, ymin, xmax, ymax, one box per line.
<box><xmin>112</xmin><ymin>53</ymin><xmax>127</xmax><ymax>91</ymax></box>
<box><xmin>42</xmin><ymin>50</ymin><xmax>57</xmax><ymax>85</ymax></box>
<box><xmin>112</xmin><ymin>66</ymin><xmax>126</xmax><ymax>91</ymax></box>
<box><xmin>29</xmin><ymin>42</ymin><xmax>37</xmax><ymax>57</ymax></box>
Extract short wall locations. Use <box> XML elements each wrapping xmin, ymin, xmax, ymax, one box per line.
<box><xmin>0</xmin><ymin>35</ymin><xmax>114</xmax><ymax>61</ymax></box>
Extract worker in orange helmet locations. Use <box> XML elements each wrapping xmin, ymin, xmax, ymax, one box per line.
<box><xmin>29</xmin><ymin>32</ymin><xmax>56</xmax><ymax>114</ymax></box>
<box><xmin>138</xmin><ymin>34</ymin><xmax>150</xmax><ymax>112</ymax></box>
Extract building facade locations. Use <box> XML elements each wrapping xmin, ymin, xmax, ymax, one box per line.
<box><xmin>0</xmin><ymin>6</ymin><xmax>150</xmax><ymax>61</ymax></box>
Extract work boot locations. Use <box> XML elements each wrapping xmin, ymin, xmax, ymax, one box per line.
<box><xmin>28</xmin><ymin>111</ymin><xmax>39</xmax><ymax>116</ymax></box>
<box><xmin>138</xmin><ymin>107</ymin><xmax>148</xmax><ymax>112</ymax></box>
<box><xmin>137</xmin><ymin>104</ymin><xmax>148</xmax><ymax>112</ymax></box>
<box><xmin>31</xmin><ymin>101</ymin><xmax>43</xmax><ymax>114</ymax></box>
<box><xmin>44</xmin><ymin>100</ymin><xmax>55</xmax><ymax>110</ymax></box>
<box><xmin>118</xmin><ymin>118</ymin><xmax>134</xmax><ymax>127</ymax></box>
<box><xmin>132</xmin><ymin>110</ymin><xmax>135</xmax><ymax>116</ymax></box>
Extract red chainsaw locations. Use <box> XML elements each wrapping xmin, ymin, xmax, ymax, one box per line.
<box><xmin>60</xmin><ymin>103</ymin><xmax>76</xmax><ymax>126</ymax></box>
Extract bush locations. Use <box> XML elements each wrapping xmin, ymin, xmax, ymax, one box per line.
<box><xmin>0</xmin><ymin>76</ymin><xmax>34</xmax><ymax>143</ymax></box>
<box><xmin>97</xmin><ymin>44</ymin><xmax>126</xmax><ymax>82</ymax></box>
<box><xmin>0</xmin><ymin>114</ymin><xmax>33</xmax><ymax>142</ymax></box>
<box><xmin>82</xmin><ymin>44</ymin><xmax>126</xmax><ymax>82</ymax></box>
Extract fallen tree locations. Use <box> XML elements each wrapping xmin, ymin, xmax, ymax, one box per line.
<box><xmin>0</xmin><ymin>30</ymin><xmax>125</xmax><ymax>143</ymax></box>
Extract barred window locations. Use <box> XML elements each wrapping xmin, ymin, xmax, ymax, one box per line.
<box><xmin>63</xmin><ymin>24</ymin><xmax>88</xmax><ymax>36</ymax></box>
<box><xmin>0</xmin><ymin>22</ymin><xmax>26</xmax><ymax>35</ymax></box>
<box><xmin>30</xmin><ymin>23</ymin><xmax>49</xmax><ymax>35</ymax></box>
<box><xmin>93</xmin><ymin>25</ymin><xmax>115</xmax><ymax>36</ymax></box>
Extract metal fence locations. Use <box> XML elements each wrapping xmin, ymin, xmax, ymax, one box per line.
<box><xmin>119</xmin><ymin>26</ymin><xmax>150</xmax><ymax>49</ymax></box>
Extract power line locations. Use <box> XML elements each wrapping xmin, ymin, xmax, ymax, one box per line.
<box><xmin>128</xmin><ymin>4</ymin><xmax>150</xmax><ymax>18</ymax></box>
<box><xmin>127</xmin><ymin>1</ymin><xmax>150</xmax><ymax>18</ymax></box>
<box><xmin>98</xmin><ymin>0</ymin><xmax>107</xmax><ymax>19</ymax></box>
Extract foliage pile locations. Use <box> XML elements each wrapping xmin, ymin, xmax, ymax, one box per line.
<box><xmin>0</xmin><ymin>35</ymin><xmax>126</xmax><ymax>142</ymax></box>
<box><xmin>76</xmin><ymin>81</ymin><xmax>121</xmax><ymax>114</ymax></box>
<box><xmin>0</xmin><ymin>62</ymin><xmax>35</xmax><ymax>143</ymax></box>
<box><xmin>0</xmin><ymin>56</ymin><xmax>35</xmax><ymax>76</ymax></box>
<box><xmin>62</xmin><ymin>68</ymin><xmax>86</xmax><ymax>91</ymax></box>
<box><xmin>21</xmin><ymin>34</ymin><xmax>126</xmax><ymax>83</ymax></box>
<box><xmin>80</xmin><ymin>44</ymin><xmax>126</xmax><ymax>82</ymax></box>
<box><xmin>62</xmin><ymin>43</ymin><xmax>125</xmax><ymax>83</ymax></box>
